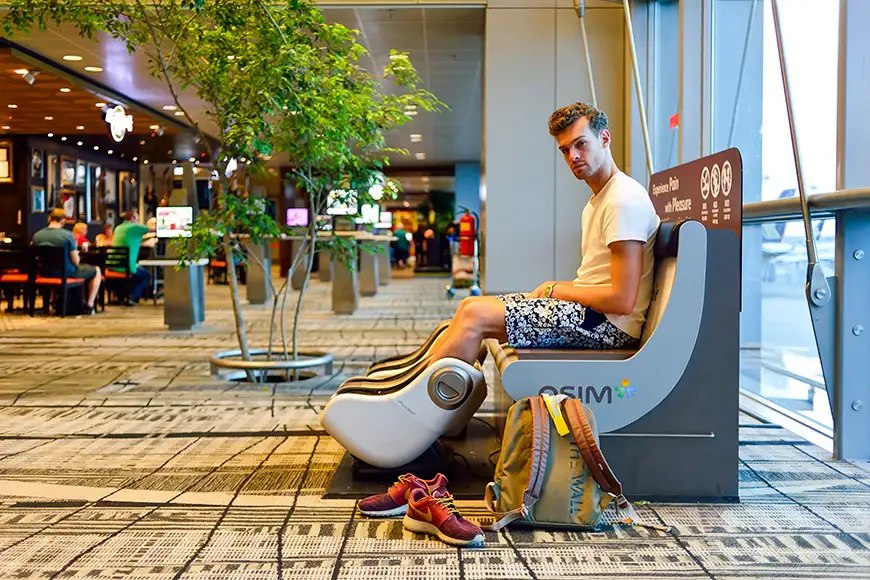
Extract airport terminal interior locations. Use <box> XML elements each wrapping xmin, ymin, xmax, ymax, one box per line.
<box><xmin>0</xmin><ymin>0</ymin><xmax>869</xmax><ymax>578</ymax></box>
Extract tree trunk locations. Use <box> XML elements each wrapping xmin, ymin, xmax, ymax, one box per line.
<box><xmin>291</xmin><ymin>223</ymin><xmax>318</xmax><ymax>363</ymax></box>
<box><xmin>224</xmin><ymin>239</ymin><xmax>255</xmax><ymax>382</ymax></box>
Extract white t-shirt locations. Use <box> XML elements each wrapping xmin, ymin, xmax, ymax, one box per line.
<box><xmin>573</xmin><ymin>171</ymin><xmax>661</xmax><ymax>338</ymax></box>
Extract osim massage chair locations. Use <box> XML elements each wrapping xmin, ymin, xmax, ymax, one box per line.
<box><xmin>320</xmin><ymin>322</ymin><xmax>488</xmax><ymax>468</ymax></box>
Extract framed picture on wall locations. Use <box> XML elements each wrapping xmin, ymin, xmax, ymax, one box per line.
<box><xmin>61</xmin><ymin>157</ymin><xmax>76</xmax><ymax>187</ymax></box>
<box><xmin>75</xmin><ymin>160</ymin><xmax>86</xmax><ymax>187</ymax></box>
<box><xmin>0</xmin><ymin>141</ymin><xmax>12</xmax><ymax>184</ymax></box>
<box><xmin>31</xmin><ymin>185</ymin><xmax>45</xmax><ymax>214</ymax></box>
<box><xmin>31</xmin><ymin>150</ymin><xmax>44</xmax><ymax>180</ymax></box>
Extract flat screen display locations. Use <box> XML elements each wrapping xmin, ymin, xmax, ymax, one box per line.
<box><xmin>286</xmin><ymin>208</ymin><xmax>309</xmax><ymax>227</ymax></box>
<box><xmin>156</xmin><ymin>206</ymin><xmax>193</xmax><ymax>238</ymax></box>
<box><xmin>354</xmin><ymin>203</ymin><xmax>381</xmax><ymax>225</ymax></box>
<box><xmin>375</xmin><ymin>211</ymin><xmax>393</xmax><ymax>229</ymax></box>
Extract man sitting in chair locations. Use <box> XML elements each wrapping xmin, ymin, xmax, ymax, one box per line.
<box><xmin>429</xmin><ymin>103</ymin><xmax>661</xmax><ymax>364</ymax></box>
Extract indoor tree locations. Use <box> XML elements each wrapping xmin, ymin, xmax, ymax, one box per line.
<box><xmin>4</xmin><ymin>0</ymin><xmax>441</xmax><ymax>378</ymax></box>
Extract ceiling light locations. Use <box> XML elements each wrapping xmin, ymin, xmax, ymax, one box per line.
<box><xmin>84</xmin><ymin>66</ymin><xmax>103</xmax><ymax>72</ymax></box>
<box><xmin>61</xmin><ymin>136</ymin><xmax>67</xmax><ymax>141</ymax></box>
<box><xmin>405</xmin><ymin>105</ymin><xmax>417</xmax><ymax>111</ymax></box>
<box><xmin>162</xmin><ymin>105</ymin><xmax>177</xmax><ymax>111</ymax></box>
<box><xmin>172</xmin><ymin>160</ymin><xmax>177</xmax><ymax>165</ymax></box>
<box><xmin>149</xmin><ymin>124</ymin><xmax>159</xmax><ymax>130</ymax></box>
<box><xmin>94</xmin><ymin>146</ymin><xmax>100</xmax><ymax>151</ymax></box>
<box><xmin>422</xmin><ymin>176</ymin><xmax>430</xmax><ymax>183</ymax></box>
<box><xmin>76</xmin><ymin>126</ymin><xmax>84</xmax><ymax>130</ymax></box>
<box><xmin>0</xmin><ymin>126</ymin><xmax>9</xmax><ymax>130</ymax></box>
<box><xmin>7</xmin><ymin>104</ymin><xmax>17</xmax><ymax>109</ymax></box>
<box><xmin>404</xmin><ymin>111</ymin><xmax>418</xmax><ymax>117</ymax></box>
<box><xmin>195</xmin><ymin>160</ymin><xmax>200</xmax><ymax>165</ymax></box>
<box><xmin>189</xmin><ymin>157</ymin><xmax>196</xmax><ymax>162</ymax></box>
<box><xmin>403</xmin><ymin>201</ymin><xmax>410</xmax><ymax>207</ymax></box>
<box><xmin>107</xmin><ymin>150</ymin><xmax>113</xmax><ymax>154</ymax></box>
<box><xmin>95</xmin><ymin>102</ymin><xmax>107</xmax><ymax>108</ymax></box>
<box><xmin>139</xmin><ymin>141</ymin><xmax>145</xmax><ymax>145</ymax></box>
<box><xmin>410</xmin><ymin>134</ymin><xmax>422</xmax><ymax>142</ymax></box>
<box><xmin>44</xmin><ymin>116</ymin><xmax>53</xmax><ymax>120</ymax></box>
<box><xmin>415</xmin><ymin>153</ymin><xmax>426</xmax><ymax>160</ymax></box>
<box><xmin>143</xmin><ymin>160</ymin><xmax>149</xmax><ymax>165</ymax></box>
<box><xmin>60</xmin><ymin>88</ymin><xmax>70</xmax><ymax>93</ymax></box>
<box><xmin>13</xmin><ymin>69</ymin><xmax>28</xmax><ymax>75</ymax></box>
<box><xmin>133</xmin><ymin>157</ymin><xmax>138</xmax><ymax>161</ymax></box>
<box><xmin>174</xmin><ymin>111</ymin><xmax>185</xmax><ymax>116</ymax></box>
<box><xmin>76</xmin><ymin>141</ymin><xmax>82</xmax><ymax>146</ymax></box>
<box><xmin>62</xmin><ymin>55</ymin><xmax>83</xmax><ymax>61</ymax></box>
<box><xmin>47</xmin><ymin>133</ymin><xmax>53</xmax><ymax>137</ymax></box>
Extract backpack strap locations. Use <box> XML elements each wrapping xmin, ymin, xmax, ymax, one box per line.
<box><xmin>483</xmin><ymin>396</ymin><xmax>551</xmax><ymax>531</ymax></box>
<box><xmin>561</xmin><ymin>398</ymin><xmax>671</xmax><ymax>533</ymax></box>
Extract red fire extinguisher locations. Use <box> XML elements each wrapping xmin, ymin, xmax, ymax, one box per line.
<box><xmin>458</xmin><ymin>208</ymin><xmax>477</xmax><ymax>257</ymax></box>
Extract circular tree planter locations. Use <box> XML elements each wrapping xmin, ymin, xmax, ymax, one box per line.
<box><xmin>210</xmin><ymin>349</ymin><xmax>334</xmax><ymax>383</ymax></box>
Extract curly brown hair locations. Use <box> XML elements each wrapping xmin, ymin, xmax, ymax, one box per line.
<box><xmin>548</xmin><ymin>102</ymin><xmax>608</xmax><ymax>137</ymax></box>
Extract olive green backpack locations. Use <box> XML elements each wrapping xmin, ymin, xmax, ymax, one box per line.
<box><xmin>483</xmin><ymin>394</ymin><xmax>668</xmax><ymax>532</ymax></box>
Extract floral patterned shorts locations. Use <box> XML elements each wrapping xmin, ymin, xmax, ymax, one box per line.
<box><xmin>497</xmin><ymin>293</ymin><xmax>639</xmax><ymax>350</ymax></box>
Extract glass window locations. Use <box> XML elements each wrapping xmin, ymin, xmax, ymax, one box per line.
<box><xmin>714</xmin><ymin>0</ymin><xmax>839</xmax><ymax>432</ymax></box>
<box><xmin>652</xmin><ymin>0</ymin><xmax>680</xmax><ymax>172</ymax></box>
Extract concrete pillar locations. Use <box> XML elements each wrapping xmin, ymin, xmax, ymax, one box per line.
<box><xmin>290</xmin><ymin>239</ymin><xmax>308</xmax><ymax>291</ymax></box>
<box><xmin>359</xmin><ymin>246</ymin><xmax>379</xmax><ymax>297</ymax></box>
<box><xmin>246</xmin><ymin>241</ymin><xmax>273</xmax><ymax>305</ymax></box>
<box><xmin>378</xmin><ymin>242</ymin><xmax>391</xmax><ymax>286</ymax></box>
<box><xmin>318</xmin><ymin>250</ymin><xmax>333</xmax><ymax>282</ymax></box>
<box><xmin>484</xmin><ymin>0</ymin><xmax>626</xmax><ymax>293</ymax></box>
<box><xmin>332</xmin><ymin>257</ymin><xmax>358</xmax><ymax>314</ymax></box>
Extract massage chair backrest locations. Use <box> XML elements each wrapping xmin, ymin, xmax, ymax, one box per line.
<box><xmin>639</xmin><ymin>220</ymin><xmax>692</xmax><ymax>347</ymax></box>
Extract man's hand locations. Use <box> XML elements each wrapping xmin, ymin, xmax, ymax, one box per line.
<box><xmin>527</xmin><ymin>281</ymin><xmax>559</xmax><ymax>299</ymax></box>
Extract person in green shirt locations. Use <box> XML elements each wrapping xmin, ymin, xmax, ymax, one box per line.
<box><xmin>112</xmin><ymin>210</ymin><xmax>151</xmax><ymax>303</ymax></box>
<box><xmin>393</xmin><ymin>222</ymin><xmax>412</xmax><ymax>268</ymax></box>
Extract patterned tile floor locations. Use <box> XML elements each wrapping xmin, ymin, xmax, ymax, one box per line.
<box><xmin>0</xmin><ymin>275</ymin><xmax>868</xmax><ymax>579</ymax></box>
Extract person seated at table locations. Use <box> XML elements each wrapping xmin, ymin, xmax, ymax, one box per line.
<box><xmin>32</xmin><ymin>208</ymin><xmax>102</xmax><ymax>314</ymax></box>
<box><xmin>95</xmin><ymin>223</ymin><xmax>113</xmax><ymax>247</ymax></box>
<box><xmin>142</xmin><ymin>217</ymin><xmax>158</xmax><ymax>249</ymax></box>
<box><xmin>72</xmin><ymin>222</ymin><xmax>89</xmax><ymax>248</ymax></box>
<box><xmin>112</xmin><ymin>210</ymin><xmax>151</xmax><ymax>304</ymax></box>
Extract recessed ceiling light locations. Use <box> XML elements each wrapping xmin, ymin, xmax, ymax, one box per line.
<box><xmin>404</xmin><ymin>111</ymin><xmax>418</xmax><ymax>117</ymax></box>
<box><xmin>76</xmin><ymin>126</ymin><xmax>84</xmax><ymax>131</ymax></box>
<box><xmin>7</xmin><ymin>104</ymin><xmax>17</xmax><ymax>109</ymax></box>
<box><xmin>13</xmin><ymin>69</ymin><xmax>28</xmax><ymax>75</ymax></box>
<box><xmin>76</xmin><ymin>141</ymin><xmax>82</xmax><ymax>146</ymax></box>
<box><xmin>61</xmin><ymin>136</ymin><xmax>67</xmax><ymax>141</ymax></box>
<box><xmin>47</xmin><ymin>132</ymin><xmax>53</xmax><ymax>137</ymax></box>
<box><xmin>44</xmin><ymin>116</ymin><xmax>53</xmax><ymax>120</ymax></box>
<box><xmin>172</xmin><ymin>160</ymin><xmax>177</xmax><ymax>165</ymax></box>
<box><xmin>140</xmin><ymin>141</ymin><xmax>145</xmax><ymax>145</ymax></box>
<box><xmin>62</xmin><ymin>55</ymin><xmax>83</xmax><ymax>61</ymax></box>
<box><xmin>149</xmin><ymin>124</ymin><xmax>159</xmax><ymax>130</ymax></box>
<box><xmin>415</xmin><ymin>152</ymin><xmax>426</xmax><ymax>160</ymax></box>
<box><xmin>60</xmin><ymin>88</ymin><xmax>71</xmax><ymax>93</ymax></box>
<box><xmin>410</xmin><ymin>134</ymin><xmax>422</xmax><ymax>141</ymax></box>
<box><xmin>133</xmin><ymin>157</ymin><xmax>138</xmax><ymax>162</ymax></box>
<box><xmin>188</xmin><ymin>157</ymin><xmax>195</xmax><ymax>162</ymax></box>
<box><xmin>174</xmin><ymin>111</ymin><xmax>185</xmax><ymax>116</ymax></box>
<box><xmin>94</xmin><ymin>146</ymin><xmax>99</xmax><ymax>151</ymax></box>
<box><xmin>162</xmin><ymin>105</ymin><xmax>177</xmax><ymax>111</ymax></box>
<box><xmin>0</xmin><ymin>126</ymin><xmax>9</xmax><ymax>130</ymax></box>
<box><xmin>95</xmin><ymin>102</ymin><xmax>107</xmax><ymax>108</ymax></box>
<box><xmin>143</xmin><ymin>159</ymin><xmax>149</xmax><ymax>165</ymax></box>
<box><xmin>107</xmin><ymin>150</ymin><xmax>113</xmax><ymax>154</ymax></box>
<box><xmin>84</xmin><ymin>66</ymin><xmax>103</xmax><ymax>72</ymax></box>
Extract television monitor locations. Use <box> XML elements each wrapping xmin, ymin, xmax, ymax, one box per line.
<box><xmin>354</xmin><ymin>203</ymin><xmax>380</xmax><ymax>225</ymax></box>
<box><xmin>375</xmin><ymin>211</ymin><xmax>393</xmax><ymax>229</ymax></box>
<box><xmin>286</xmin><ymin>208</ymin><xmax>309</xmax><ymax>227</ymax></box>
<box><xmin>156</xmin><ymin>206</ymin><xmax>193</xmax><ymax>238</ymax></box>
<box><xmin>326</xmin><ymin>189</ymin><xmax>358</xmax><ymax>216</ymax></box>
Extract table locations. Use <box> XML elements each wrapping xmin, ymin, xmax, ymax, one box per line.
<box><xmin>140</xmin><ymin>258</ymin><xmax>208</xmax><ymax>330</ymax></box>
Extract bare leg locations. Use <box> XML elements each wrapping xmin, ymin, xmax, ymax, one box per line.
<box><xmin>87</xmin><ymin>268</ymin><xmax>102</xmax><ymax>308</ymax></box>
<box><xmin>430</xmin><ymin>296</ymin><xmax>508</xmax><ymax>365</ymax></box>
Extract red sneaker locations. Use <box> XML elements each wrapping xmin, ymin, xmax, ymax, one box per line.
<box><xmin>403</xmin><ymin>488</ymin><xmax>484</xmax><ymax>547</ymax></box>
<box><xmin>358</xmin><ymin>473</ymin><xmax>449</xmax><ymax>517</ymax></box>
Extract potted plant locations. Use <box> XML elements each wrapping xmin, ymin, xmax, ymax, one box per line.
<box><xmin>5</xmin><ymin>0</ymin><xmax>442</xmax><ymax>381</ymax></box>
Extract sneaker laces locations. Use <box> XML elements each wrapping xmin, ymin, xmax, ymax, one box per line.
<box><xmin>433</xmin><ymin>492</ymin><xmax>460</xmax><ymax>517</ymax></box>
<box><xmin>390</xmin><ymin>474</ymin><xmax>417</xmax><ymax>492</ymax></box>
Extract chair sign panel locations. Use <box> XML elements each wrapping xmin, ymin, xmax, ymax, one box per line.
<box><xmin>649</xmin><ymin>148</ymin><xmax>743</xmax><ymax>239</ymax></box>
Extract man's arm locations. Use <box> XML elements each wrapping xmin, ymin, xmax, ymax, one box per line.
<box><xmin>67</xmin><ymin>236</ymin><xmax>80</xmax><ymax>267</ymax></box>
<box><xmin>548</xmin><ymin>240</ymin><xmax>643</xmax><ymax>315</ymax></box>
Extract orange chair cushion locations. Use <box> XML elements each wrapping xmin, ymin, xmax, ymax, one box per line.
<box><xmin>210</xmin><ymin>261</ymin><xmax>227</xmax><ymax>268</ymax></box>
<box><xmin>36</xmin><ymin>276</ymin><xmax>84</xmax><ymax>285</ymax></box>
<box><xmin>0</xmin><ymin>273</ymin><xmax>28</xmax><ymax>283</ymax></box>
<box><xmin>105</xmin><ymin>270</ymin><xmax>129</xmax><ymax>279</ymax></box>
